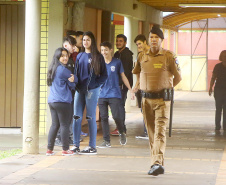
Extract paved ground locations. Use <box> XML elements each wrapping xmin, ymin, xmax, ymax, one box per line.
<box><xmin>0</xmin><ymin>91</ymin><xmax>226</xmax><ymax>185</ymax></box>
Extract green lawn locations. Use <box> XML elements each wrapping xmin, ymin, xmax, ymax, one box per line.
<box><xmin>0</xmin><ymin>149</ymin><xmax>22</xmax><ymax>160</ymax></box>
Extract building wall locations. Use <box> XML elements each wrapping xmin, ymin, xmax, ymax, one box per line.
<box><xmin>0</xmin><ymin>3</ymin><xmax>25</xmax><ymax>128</ymax></box>
<box><xmin>75</xmin><ymin>0</ymin><xmax>162</xmax><ymax>25</ymax></box>
<box><xmin>176</xmin><ymin>56</ymin><xmax>207</xmax><ymax>91</ymax></box>
<box><xmin>178</xmin><ymin>31</ymin><xmax>226</xmax><ymax>60</ymax></box>
<box><xmin>163</xmin><ymin>29</ymin><xmax>226</xmax><ymax>91</ymax></box>
<box><xmin>39</xmin><ymin>0</ymin><xmax>49</xmax><ymax>135</ymax></box>
<box><xmin>0</xmin><ymin>0</ymin><xmax>48</xmax><ymax>133</ymax></box>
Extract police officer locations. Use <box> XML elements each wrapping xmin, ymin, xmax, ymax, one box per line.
<box><xmin>132</xmin><ymin>25</ymin><xmax>182</xmax><ymax>176</ymax></box>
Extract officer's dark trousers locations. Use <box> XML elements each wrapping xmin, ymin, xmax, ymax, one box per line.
<box><xmin>214</xmin><ymin>88</ymin><xmax>226</xmax><ymax>130</ymax></box>
<box><xmin>48</xmin><ymin>102</ymin><xmax>72</xmax><ymax>151</ymax></box>
<box><xmin>98</xmin><ymin>98</ymin><xmax>125</xmax><ymax>142</ymax></box>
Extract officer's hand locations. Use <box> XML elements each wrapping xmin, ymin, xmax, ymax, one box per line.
<box><xmin>132</xmin><ymin>87</ymin><xmax>138</xmax><ymax>93</ymax></box>
<box><xmin>68</xmin><ymin>74</ymin><xmax>74</xmax><ymax>82</ymax></box>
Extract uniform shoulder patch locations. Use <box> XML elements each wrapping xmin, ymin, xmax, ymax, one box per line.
<box><xmin>175</xmin><ymin>57</ymin><xmax>179</xmax><ymax>65</ymax></box>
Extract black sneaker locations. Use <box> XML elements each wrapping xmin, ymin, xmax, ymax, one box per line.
<box><xmin>148</xmin><ymin>164</ymin><xmax>164</xmax><ymax>176</ymax></box>
<box><xmin>54</xmin><ymin>138</ymin><xmax>62</xmax><ymax>146</ymax></box>
<box><xmin>119</xmin><ymin>133</ymin><xmax>127</xmax><ymax>145</ymax></box>
<box><xmin>70</xmin><ymin>146</ymin><xmax>80</xmax><ymax>153</ymax></box>
<box><xmin>135</xmin><ymin>133</ymin><xmax>149</xmax><ymax>140</ymax></box>
<box><xmin>97</xmin><ymin>140</ymin><xmax>111</xmax><ymax>148</ymax></box>
<box><xmin>79</xmin><ymin>146</ymin><xmax>97</xmax><ymax>155</ymax></box>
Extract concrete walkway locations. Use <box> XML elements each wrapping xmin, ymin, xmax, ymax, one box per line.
<box><xmin>0</xmin><ymin>91</ymin><xmax>226</xmax><ymax>185</ymax></box>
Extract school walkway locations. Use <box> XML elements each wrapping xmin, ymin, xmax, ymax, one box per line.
<box><xmin>1</xmin><ymin>91</ymin><xmax>226</xmax><ymax>185</ymax></box>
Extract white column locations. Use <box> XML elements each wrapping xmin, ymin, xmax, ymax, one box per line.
<box><xmin>47</xmin><ymin>0</ymin><xmax>64</xmax><ymax>132</ymax></box>
<box><xmin>124</xmin><ymin>16</ymin><xmax>132</xmax><ymax>50</ymax></box>
<box><xmin>142</xmin><ymin>20</ymin><xmax>150</xmax><ymax>39</ymax></box>
<box><xmin>124</xmin><ymin>16</ymin><xmax>139</xmax><ymax>111</ymax></box>
<box><xmin>72</xmin><ymin>2</ymin><xmax>85</xmax><ymax>31</ymax></box>
<box><xmin>22</xmin><ymin>0</ymin><xmax>41</xmax><ymax>154</ymax></box>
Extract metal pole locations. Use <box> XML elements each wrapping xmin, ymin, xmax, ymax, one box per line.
<box><xmin>206</xmin><ymin>19</ymin><xmax>209</xmax><ymax>91</ymax></box>
<box><xmin>169</xmin><ymin>89</ymin><xmax>174</xmax><ymax>137</ymax></box>
<box><xmin>23</xmin><ymin>0</ymin><xmax>41</xmax><ymax>154</ymax></box>
<box><xmin>190</xmin><ymin>21</ymin><xmax>193</xmax><ymax>91</ymax></box>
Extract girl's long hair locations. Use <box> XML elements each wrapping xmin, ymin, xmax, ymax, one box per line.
<box><xmin>81</xmin><ymin>31</ymin><xmax>100</xmax><ymax>75</ymax></box>
<box><xmin>47</xmin><ymin>47</ymin><xmax>69</xmax><ymax>86</ymax></box>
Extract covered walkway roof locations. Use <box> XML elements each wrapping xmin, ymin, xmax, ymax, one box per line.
<box><xmin>138</xmin><ymin>0</ymin><xmax>226</xmax><ymax>30</ymax></box>
<box><xmin>163</xmin><ymin>12</ymin><xmax>226</xmax><ymax>31</ymax></box>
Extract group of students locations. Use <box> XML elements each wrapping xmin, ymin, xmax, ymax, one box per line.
<box><xmin>46</xmin><ymin>30</ymin><xmax>139</xmax><ymax>156</ymax></box>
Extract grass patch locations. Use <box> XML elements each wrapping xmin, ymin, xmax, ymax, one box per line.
<box><xmin>0</xmin><ymin>149</ymin><xmax>22</xmax><ymax>160</ymax></box>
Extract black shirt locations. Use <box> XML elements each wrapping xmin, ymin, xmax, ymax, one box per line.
<box><xmin>213</xmin><ymin>62</ymin><xmax>226</xmax><ymax>90</ymax></box>
<box><xmin>114</xmin><ymin>47</ymin><xmax>133</xmax><ymax>89</ymax></box>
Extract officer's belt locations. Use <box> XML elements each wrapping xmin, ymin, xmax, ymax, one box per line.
<box><xmin>141</xmin><ymin>89</ymin><xmax>173</xmax><ymax>101</ymax></box>
<box><xmin>141</xmin><ymin>91</ymin><xmax>162</xmax><ymax>99</ymax></box>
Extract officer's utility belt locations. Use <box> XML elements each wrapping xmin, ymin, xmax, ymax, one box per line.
<box><xmin>141</xmin><ymin>89</ymin><xmax>173</xmax><ymax>101</ymax></box>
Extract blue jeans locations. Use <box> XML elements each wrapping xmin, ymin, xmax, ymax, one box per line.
<box><xmin>73</xmin><ymin>87</ymin><xmax>101</xmax><ymax>148</ymax></box>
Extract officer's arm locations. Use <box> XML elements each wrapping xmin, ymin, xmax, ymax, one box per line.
<box><xmin>132</xmin><ymin>53</ymin><xmax>142</xmax><ymax>92</ymax></box>
<box><xmin>173</xmin><ymin>72</ymin><xmax>182</xmax><ymax>87</ymax></box>
<box><xmin>169</xmin><ymin>55</ymin><xmax>182</xmax><ymax>87</ymax></box>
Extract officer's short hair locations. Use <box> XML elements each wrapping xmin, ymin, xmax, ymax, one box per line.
<box><xmin>100</xmin><ymin>41</ymin><xmax>112</xmax><ymax>49</ymax></box>
<box><xmin>116</xmin><ymin>34</ymin><xmax>127</xmax><ymax>42</ymax></box>
<box><xmin>134</xmin><ymin>34</ymin><xmax>147</xmax><ymax>43</ymax></box>
<box><xmin>63</xmin><ymin>36</ymin><xmax>76</xmax><ymax>46</ymax></box>
<box><xmin>219</xmin><ymin>50</ymin><xmax>226</xmax><ymax>61</ymax></box>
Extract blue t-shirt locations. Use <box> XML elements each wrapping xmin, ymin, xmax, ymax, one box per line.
<box><xmin>48</xmin><ymin>64</ymin><xmax>77</xmax><ymax>104</ymax></box>
<box><xmin>99</xmin><ymin>57</ymin><xmax>124</xmax><ymax>99</ymax></box>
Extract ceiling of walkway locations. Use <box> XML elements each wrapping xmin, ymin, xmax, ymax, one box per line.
<box><xmin>138</xmin><ymin>0</ymin><xmax>226</xmax><ymax>13</ymax></box>
<box><xmin>163</xmin><ymin>12</ymin><xmax>226</xmax><ymax>30</ymax></box>
<box><xmin>138</xmin><ymin>0</ymin><xmax>226</xmax><ymax>30</ymax></box>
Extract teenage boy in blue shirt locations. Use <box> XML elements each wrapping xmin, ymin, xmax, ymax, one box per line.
<box><xmin>97</xmin><ymin>41</ymin><xmax>135</xmax><ymax>148</ymax></box>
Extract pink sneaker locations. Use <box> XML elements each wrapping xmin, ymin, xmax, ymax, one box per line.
<box><xmin>62</xmin><ymin>150</ymin><xmax>74</xmax><ymax>156</ymax></box>
<box><xmin>110</xmin><ymin>129</ymin><xmax>119</xmax><ymax>136</ymax></box>
<box><xmin>46</xmin><ymin>150</ymin><xmax>55</xmax><ymax>156</ymax></box>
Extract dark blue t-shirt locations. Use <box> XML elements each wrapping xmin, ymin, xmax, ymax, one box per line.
<box><xmin>75</xmin><ymin>52</ymin><xmax>107</xmax><ymax>92</ymax></box>
<box><xmin>99</xmin><ymin>57</ymin><xmax>124</xmax><ymax>99</ymax></box>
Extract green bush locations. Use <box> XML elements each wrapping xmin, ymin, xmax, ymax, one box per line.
<box><xmin>0</xmin><ymin>149</ymin><xmax>22</xmax><ymax>160</ymax></box>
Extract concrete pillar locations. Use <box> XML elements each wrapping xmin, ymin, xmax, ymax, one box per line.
<box><xmin>167</xmin><ymin>29</ymin><xmax>171</xmax><ymax>50</ymax></box>
<box><xmin>142</xmin><ymin>20</ymin><xmax>150</xmax><ymax>39</ymax></box>
<box><xmin>65</xmin><ymin>1</ymin><xmax>75</xmax><ymax>30</ymax></box>
<box><xmin>124</xmin><ymin>16</ymin><xmax>132</xmax><ymax>50</ymax></box>
<box><xmin>22</xmin><ymin>0</ymin><xmax>41</xmax><ymax>154</ymax></box>
<box><xmin>124</xmin><ymin>16</ymin><xmax>139</xmax><ymax>110</ymax></box>
<box><xmin>175</xmin><ymin>31</ymin><xmax>178</xmax><ymax>55</ymax></box>
<box><xmin>101</xmin><ymin>11</ymin><xmax>111</xmax><ymax>42</ymax></box>
<box><xmin>124</xmin><ymin>16</ymin><xmax>139</xmax><ymax>60</ymax></box>
<box><xmin>47</xmin><ymin>0</ymin><xmax>64</xmax><ymax>132</ymax></box>
<box><xmin>72</xmin><ymin>2</ymin><xmax>85</xmax><ymax>31</ymax></box>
